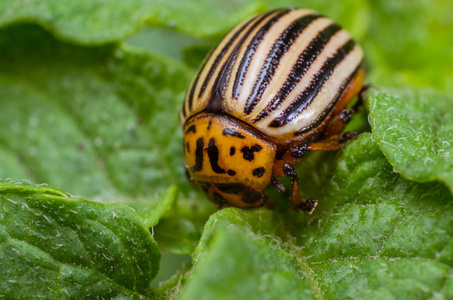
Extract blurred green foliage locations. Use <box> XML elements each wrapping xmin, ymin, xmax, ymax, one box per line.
<box><xmin>0</xmin><ymin>0</ymin><xmax>452</xmax><ymax>299</ymax></box>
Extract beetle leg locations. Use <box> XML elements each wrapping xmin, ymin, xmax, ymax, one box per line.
<box><xmin>307</xmin><ymin>130</ymin><xmax>361</xmax><ymax>151</ymax></box>
<box><xmin>323</xmin><ymin>83</ymin><xmax>370</xmax><ymax>139</ymax></box>
<box><xmin>271</xmin><ymin>176</ymin><xmax>285</xmax><ymax>192</ymax></box>
<box><xmin>283</xmin><ymin>163</ymin><xmax>318</xmax><ymax>213</ymax></box>
<box><xmin>355</xmin><ymin>83</ymin><xmax>371</xmax><ymax>111</ymax></box>
<box><xmin>306</xmin><ymin>135</ymin><xmax>343</xmax><ymax>151</ymax></box>
<box><xmin>322</xmin><ymin>108</ymin><xmax>354</xmax><ymax>138</ymax></box>
<box><xmin>338</xmin><ymin>131</ymin><xmax>360</xmax><ymax>143</ymax></box>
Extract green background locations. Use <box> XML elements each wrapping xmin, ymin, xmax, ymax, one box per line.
<box><xmin>0</xmin><ymin>0</ymin><xmax>452</xmax><ymax>299</ymax></box>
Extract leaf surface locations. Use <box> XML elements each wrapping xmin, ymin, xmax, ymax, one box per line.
<box><xmin>0</xmin><ymin>180</ymin><xmax>160</xmax><ymax>298</ymax></box>
<box><xmin>179</xmin><ymin>134</ymin><xmax>453</xmax><ymax>299</ymax></box>
<box><xmin>0</xmin><ymin>24</ymin><xmax>192</xmax><ymax>201</ymax></box>
<box><xmin>369</xmin><ymin>88</ymin><xmax>453</xmax><ymax>192</ymax></box>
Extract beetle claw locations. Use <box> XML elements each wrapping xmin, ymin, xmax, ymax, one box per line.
<box><xmin>299</xmin><ymin>199</ymin><xmax>318</xmax><ymax>214</ymax></box>
<box><xmin>339</xmin><ymin>131</ymin><xmax>360</xmax><ymax>143</ymax></box>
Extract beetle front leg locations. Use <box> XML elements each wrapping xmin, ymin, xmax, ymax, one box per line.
<box><xmin>355</xmin><ymin>83</ymin><xmax>371</xmax><ymax>111</ymax></box>
<box><xmin>322</xmin><ymin>84</ymin><xmax>369</xmax><ymax>139</ymax></box>
<box><xmin>305</xmin><ymin>131</ymin><xmax>360</xmax><ymax>152</ymax></box>
<box><xmin>283</xmin><ymin>163</ymin><xmax>318</xmax><ymax>214</ymax></box>
<box><xmin>322</xmin><ymin>108</ymin><xmax>355</xmax><ymax>138</ymax></box>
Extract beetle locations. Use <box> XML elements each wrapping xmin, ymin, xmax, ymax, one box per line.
<box><xmin>180</xmin><ymin>8</ymin><xmax>365</xmax><ymax>213</ymax></box>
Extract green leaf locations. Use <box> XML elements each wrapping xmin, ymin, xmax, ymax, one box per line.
<box><xmin>0</xmin><ymin>0</ymin><xmax>262</xmax><ymax>43</ymax></box>
<box><xmin>126</xmin><ymin>28</ymin><xmax>210</xmax><ymax>62</ymax></box>
<box><xmin>151</xmin><ymin>252</ymin><xmax>191</xmax><ymax>291</ymax></box>
<box><xmin>154</xmin><ymin>218</ymin><xmax>200</xmax><ymax>255</ymax></box>
<box><xmin>364</xmin><ymin>0</ymin><xmax>453</xmax><ymax>93</ymax></box>
<box><xmin>0</xmin><ymin>22</ymin><xmax>218</xmax><ymax>257</ymax></box>
<box><xmin>182</xmin><ymin>44</ymin><xmax>214</xmax><ymax>69</ymax></box>
<box><xmin>1</xmin><ymin>1</ymin><xmax>452</xmax><ymax>298</ymax></box>
<box><xmin>0</xmin><ymin>23</ymin><xmax>192</xmax><ymax>200</ymax></box>
<box><xmin>0</xmin><ymin>180</ymin><xmax>160</xmax><ymax>298</ymax></box>
<box><xmin>151</xmin><ymin>191</ymin><xmax>216</xmax><ymax>255</ymax></box>
<box><xmin>180</xmin><ymin>208</ymin><xmax>314</xmax><ymax>300</ymax></box>
<box><xmin>136</xmin><ymin>186</ymin><xmax>178</xmax><ymax>229</ymax></box>
<box><xmin>295</xmin><ymin>134</ymin><xmax>453</xmax><ymax>299</ymax></box>
<box><xmin>192</xmin><ymin>208</ymin><xmax>277</xmax><ymax>266</ymax></box>
<box><xmin>369</xmin><ymin>88</ymin><xmax>453</xmax><ymax>193</ymax></box>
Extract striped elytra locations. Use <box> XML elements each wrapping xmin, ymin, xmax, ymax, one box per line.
<box><xmin>182</xmin><ymin>8</ymin><xmax>365</xmax><ymax>213</ymax></box>
<box><xmin>180</xmin><ymin>8</ymin><xmax>363</xmax><ymax>139</ymax></box>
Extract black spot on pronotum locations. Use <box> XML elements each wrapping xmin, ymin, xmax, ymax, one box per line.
<box><xmin>230</xmin><ymin>147</ymin><xmax>236</xmax><ymax>156</ymax></box>
<box><xmin>186</xmin><ymin>142</ymin><xmax>190</xmax><ymax>153</ymax></box>
<box><xmin>191</xmin><ymin>138</ymin><xmax>204</xmax><ymax>172</ymax></box>
<box><xmin>207</xmin><ymin>119</ymin><xmax>213</xmax><ymax>130</ymax></box>
<box><xmin>252</xmin><ymin>167</ymin><xmax>265</xmax><ymax>178</ymax></box>
<box><xmin>216</xmin><ymin>183</ymin><xmax>244</xmax><ymax>194</ymax></box>
<box><xmin>207</xmin><ymin>138</ymin><xmax>226</xmax><ymax>174</ymax></box>
<box><xmin>241</xmin><ymin>144</ymin><xmax>262</xmax><ymax>161</ymax></box>
<box><xmin>227</xmin><ymin>170</ymin><xmax>236</xmax><ymax>176</ymax></box>
<box><xmin>185</xmin><ymin>124</ymin><xmax>196</xmax><ymax>134</ymax></box>
<box><xmin>222</xmin><ymin>128</ymin><xmax>245</xmax><ymax>139</ymax></box>
<box><xmin>213</xmin><ymin>192</ymin><xmax>228</xmax><ymax>205</ymax></box>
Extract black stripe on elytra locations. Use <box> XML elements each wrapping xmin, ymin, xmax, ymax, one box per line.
<box><xmin>294</xmin><ymin>63</ymin><xmax>362</xmax><ymax>135</ymax></box>
<box><xmin>269</xmin><ymin>39</ymin><xmax>356</xmax><ymax>128</ymax></box>
<box><xmin>191</xmin><ymin>138</ymin><xmax>204</xmax><ymax>172</ymax></box>
<box><xmin>207</xmin><ymin>10</ymin><xmax>283</xmax><ymax>111</ymax></box>
<box><xmin>253</xmin><ymin>23</ymin><xmax>342</xmax><ymax>123</ymax></box>
<box><xmin>181</xmin><ymin>102</ymin><xmax>187</xmax><ymax>119</ymax></box>
<box><xmin>244</xmin><ymin>14</ymin><xmax>321</xmax><ymax>114</ymax></box>
<box><xmin>222</xmin><ymin>128</ymin><xmax>245</xmax><ymax>139</ymax></box>
<box><xmin>198</xmin><ymin>16</ymin><xmax>257</xmax><ymax>99</ymax></box>
<box><xmin>241</xmin><ymin>144</ymin><xmax>262</xmax><ymax>161</ymax></box>
<box><xmin>185</xmin><ymin>124</ymin><xmax>196</xmax><ymax>134</ymax></box>
<box><xmin>208</xmin><ymin>138</ymin><xmax>226</xmax><ymax>174</ymax></box>
<box><xmin>232</xmin><ymin>9</ymin><xmax>292</xmax><ymax>100</ymax></box>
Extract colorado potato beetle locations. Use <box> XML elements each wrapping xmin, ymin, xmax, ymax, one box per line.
<box><xmin>180</xmin><ymin>8</ymin><xmax>365</xmax><ymax>213</ymax></box>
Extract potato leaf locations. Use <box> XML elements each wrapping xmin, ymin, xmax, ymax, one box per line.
<box><xmin>369</xmin><ymin>88</ymin><xmax>453</xmax><ymax>193</ymax></box>
<box><xmin>0</xmin><ymin>180</ymin><xmax>160</xmax><ymax>298</ymax></box>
